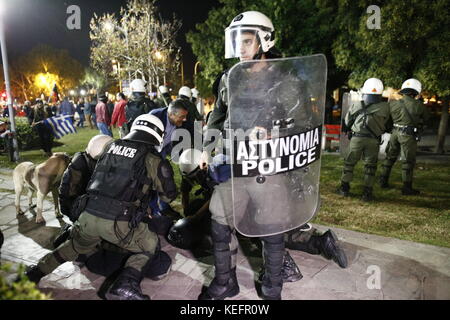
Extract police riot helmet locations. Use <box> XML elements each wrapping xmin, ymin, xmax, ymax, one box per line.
<box><xmin>178</xmin><ymin>86</ymin><xmax>192</xmax><ymax>99</ymax></box>
<box><xmin>86</xmin><ymin>134</ymin><xmax>114</xmax><ymax>160</ymax></box>
<box><xmin>191</xmin><ymin>88</ymin><xmax>199</xmax><ymax>99</ymax></box>
<box><xmin>225</xmin><ymin>11</ymin><xmax>275</xmax><ymax>59</ymax></box>
<box><xmin>158</xmin><ymin>85</ymin><xmax>169</xmax><ymax>95</ymax></box>
<box><xmin>361</xmin><ymin>78</ymin><xmax>384</xmax><ymax>95</ymax></box>
<box><xmin>179</xmin><ymin>148</ymin><xmax>202</xmax><ymax>176</ymax></box>
<box><xmin>361</xmin><ymin>78</ymin><xmax>383</xmax><ymax>105</ymax></box>
<box><xmin>123</xmin><ymin>114</ymin><xmax>165</xmax><ymax>145</ymax></box>
<box><xmin>130</xmin><ymin>79</ymin><xmax>147</xmax><ymax>93</ymax></box>
<box><xmin>400</xmin><ymin>78</ymin><xmax>422</xmax><ymax>96</ymax></box>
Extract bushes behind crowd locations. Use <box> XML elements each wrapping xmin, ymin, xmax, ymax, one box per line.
<box><xmin>0</xmin><ymin>117</ymin><xmax>51</xmax><ymax>151</ymax></box>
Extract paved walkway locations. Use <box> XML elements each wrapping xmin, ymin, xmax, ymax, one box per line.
<box><xmin>0</xmin><ymin>166</ymin><xmax>449</xmax><ymax>300</ymax></box>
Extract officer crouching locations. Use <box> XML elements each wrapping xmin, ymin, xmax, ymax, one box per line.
<box><xmin>25</xmin><ymin>114</ymin><xmax>178</xmax><ymax>300</ymax></box>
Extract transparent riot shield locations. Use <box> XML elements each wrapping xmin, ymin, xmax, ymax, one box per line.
<box><xmin>339</xmin><ymin>92</ymin><xmax>351</xmax><ymax>157</ymax></box>
<box><xmin>227</xmin><ymin>55</ymin><xmax>327</xmax><ymax>237</ymax></box>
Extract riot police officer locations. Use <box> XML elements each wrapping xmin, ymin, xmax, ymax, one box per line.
<box><xmin>53</xmin><ymin>134</ymin><xmax>114</xmax><ymax>248</ymax></box>
<box><xmin>125</xmin><ymin>79</ymin><xmax>157</xmax><ymax>132</ymax></box>
<box><xmin>25</xmin><ymin>114</ymin><xmax>178</xmax><ymax>300</ymax></box>
<box><xmin>379</xmin><ymin>79</ymin><xmax>430</xmax><ymax>195</ymax></box>
<box><xmin>155</xmin><ymin>85</ymin><xmax>172</xmax><ymax>108</ymax></box>
<box><xmin>198</xmin><ymin>11</ymin><xmax>330</xmax><ymax>300</ymax></box>
<box><xmin>338</xmin><ymin>78</ymin><xmax>392</xmax><ymax>201</ymax></box>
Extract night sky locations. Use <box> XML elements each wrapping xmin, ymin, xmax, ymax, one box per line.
<box><xmin>1</xmin><ymin>0</ymin><xmax>220</xmax><ymax>84</ymax></box>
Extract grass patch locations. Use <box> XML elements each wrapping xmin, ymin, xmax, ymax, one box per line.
<box><xmin>316</xmin><ymin>155</ymin><xmax>450</xmax><ymax>247</ymax></box>
<box><xmin>1</xmin><ymin>131</ymin><xmax>449</xmax><ymax>247</ymax></box>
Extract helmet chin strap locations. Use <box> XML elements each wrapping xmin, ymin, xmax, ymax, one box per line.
<box><xmin>252</xmin><ymin>44</ymin><xmax>264</xmax><ymax>60</ymax></box>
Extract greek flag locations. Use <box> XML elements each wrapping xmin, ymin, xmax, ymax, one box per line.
<box><xmin>44</xmin><ymin>115</ymin><xmax>76</xmax><ymax>139</ymax></box>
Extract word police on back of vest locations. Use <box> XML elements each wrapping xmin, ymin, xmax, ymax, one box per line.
<box><xmin>233</xmin><ymin>126</ymin><xmax>321</xmax><ymax>177</ymax></box>
<box><xmin>107</xmin><ymin>143</ymin><xmax>137</xmax><ymax>158</ymax></box>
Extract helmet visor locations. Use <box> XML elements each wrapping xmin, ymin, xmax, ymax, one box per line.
<box><xmin>225</xmin><ymin>27</ymin><xmax>260</xmax><ymax>59</ymax></box>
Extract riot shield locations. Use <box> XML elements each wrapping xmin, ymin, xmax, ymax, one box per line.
<box><xmin>227</xmin><ymin>55</ymin><xmax>327</xmax><ymax>237</ymax></box>
<box><xmin>339</xmin><ymin>92</ymin><xmax>351</xmax><ymax>157</ymax></box>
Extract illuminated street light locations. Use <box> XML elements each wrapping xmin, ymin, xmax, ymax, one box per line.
<box><xmin>69</xmin><ymin>90</ymin><xmax>76</xmax><ymax>96</ymax></box>
<box><xmin>80</xmin><ymin>89</ymin><xmax>86</xmax><ymax>96</ymax></box>
<box><xmin>154</xmin><ymin>50</ymin><xmax>163</xmax><ymax>60</ymax></box>
<box><xmin>104</xmin><ymin>21</ymin><xmax>114</xmax><ymax>32</ymax></box>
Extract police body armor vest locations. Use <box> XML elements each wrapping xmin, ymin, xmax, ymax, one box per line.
<box><xmin>85</xmin><ymin>139</ymin><xmax>153</xmax><ymax>221</ymax></box>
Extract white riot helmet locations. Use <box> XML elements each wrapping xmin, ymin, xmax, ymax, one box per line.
<box><xmin>400</xmin><ymin>78</ymin><xmax>422</xmax><ymax>95</ymax></box>
<box><xmin>130</xmin><ymin>79</ymin><xmax>146</xmax><ymax>93</ymax></box>
<box><xmin>191</xmin><ymin>88</ymin><xmax>199</xmax><ymax>99</ymax></box>
<box><xmin>361</xmin><ymin>78</ymin><xmax>384</xmax><ymax>95</ymax></box>
<box><xmin>124</xmin><ymin>114</ymin><xmax>165</xmax><ymax>145</ymax></box>
<box><xmin>179</xmin><ymin>148</ymin><xmax>202</xmax><ymax>176</ymax></box>
<box><xmin>86</xmin><ymin>134</ymin><xmax>114</xmax><ymax>160</ymax></box>
<box><xmin>178</xmin><ymin>86</ymin><xmax>192</xmax><ymax>99</ymax></box>
<box><xmin>225</xmin><ymin>11</ymin><xmax>275</xmax><ymax>59</ymax></box>
<box><xmin>158</xmin><ymin>85</ymin><xmax>169</xmax><ymax>95</ymax></box>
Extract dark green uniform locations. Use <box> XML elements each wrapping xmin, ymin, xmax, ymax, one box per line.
<box><xmin>341</xmin><ymin>100</ymin><xmax>391</xmax><ymax>191</ymax></box>
<box><xmin>380</xmin><ymin>95</ymin><xmax>430</xmax><ymax>187</ymax></box>
<box><xmin>36</xmin><ymin>152</ymin><xmax>176</xmax><ymax>275</ymax></box>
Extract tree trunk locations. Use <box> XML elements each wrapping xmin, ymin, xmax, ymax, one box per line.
<box><xmin>434</xmin><ymin>98</ymin><xmax>449</xmax><ymax>154</ymax></box>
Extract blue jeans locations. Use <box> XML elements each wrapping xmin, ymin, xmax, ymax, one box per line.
<box><xmin>97</xmin><ymin>122</ymin><xmax>112</xmax><ymax>137</ymax></box>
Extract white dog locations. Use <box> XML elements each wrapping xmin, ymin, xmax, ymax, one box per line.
<box><xmin>13</xmin><ymin>152</ymin><xmax>71</xmax><ymax>224</ymax></box>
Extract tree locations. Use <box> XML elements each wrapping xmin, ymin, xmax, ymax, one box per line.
<box><xmin>89</xmin><ymin>0</ymin><xmax>182</xmax><ymax>92</ymax></box>
<box><xmin>9</xmin><ymin>44</ymin><xmax>83</xmax><ymax>102</ymax></box>
<box><xmin>80</xmin><ymin>67</ymin><xmax>107</xmax><ymax>94</ymax></box>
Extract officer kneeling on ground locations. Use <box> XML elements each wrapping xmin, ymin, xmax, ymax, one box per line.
<box><xmin>55</xmin><ymin>134</ymin><xmax>172</xmax><ymax>281</ymax></box>
<box><xmin>25</xmin><ymin>114</ymin><xmax>178</xmax><ymax>300</ymax></box>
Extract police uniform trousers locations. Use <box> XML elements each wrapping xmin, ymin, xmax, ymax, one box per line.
<box><xmin>381</xmin><ymin>128</ymin><xmax>417</xmax><ymax>183</ymax></box>
<box><xmin>341</xmin><ymin>136</ymin><xmax>380</xmax><ymax>188</ymax></box>
<box><xmin>37</xmin><ymin>211</ymin><xmax>158</xmax><ymax>275</ymax></box>
<box><xmin>209</xmin><ymin>178</ymin><xmax>286</xmax><ymax>281</ymax></box>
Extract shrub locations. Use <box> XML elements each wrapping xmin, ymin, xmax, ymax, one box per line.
<box><xmin>0</xmin><ymin>117</ymin><xmax>52</xmax><ymax>151</ymax></box>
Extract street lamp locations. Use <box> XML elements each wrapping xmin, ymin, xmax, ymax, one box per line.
<box><xmin>0</xmin><ymin>1</ymin><xmax>19</xmax><ymax>161</ymax></box>
<box><xmin>194</xmin><ymin>61</ymin><xmax>201</xmax><ymax>75</ymax></box>
<box><xmin>80</xmin><ymin>89</ymin><xmax>86</xmax><ymax>96</ymax></box>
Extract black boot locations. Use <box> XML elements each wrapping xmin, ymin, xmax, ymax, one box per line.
<box><xmin>53</xmin><ymin>224</ymin><xmax>72</xmax><ymax>249</ymax></box>
<box><xmin>259</xmin><ymin>250</ymin><xmax>302</xmax><ymax>283</ymax></box>
<box><xmin>105</xmin><ymin>267</ymin><xmax>150</xmax><ymax>300</ymax></box>
<box><xmin>316</xmin><ymin>230</ymin><xmax>348</xmax><ymax>268</ymax></box>
<box><xmin>260</xmin><ymin>234</ymin><xmax>284</xmax><ymax>300</ymax></box>
<box><xmin>24</xmin><ymin>265</ymin><xmax>46</xmax><ymax>284</ymax></box>
<box><xmin>337</xmin><ymin>181</ymin><xmax>350</xmax><ymax>196</ymax></box>
<box><xmin>361</xmin><ymin>187</ymin><xmax>373</xmax><ymax>202</ymax></box>
<box><xmin>402</xmin><ymin>182</ymin><xmax>420</xmax><ymax>195</ymax></box>
<box><xmin>379</xmin><ymin>175</ymin><xmax>389</xmax><ymax>189</ymax></box>
<box><xmin>198</xmin><ymin>221</ymin><xmax>239</xmax><ymax>300</ymax></box>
